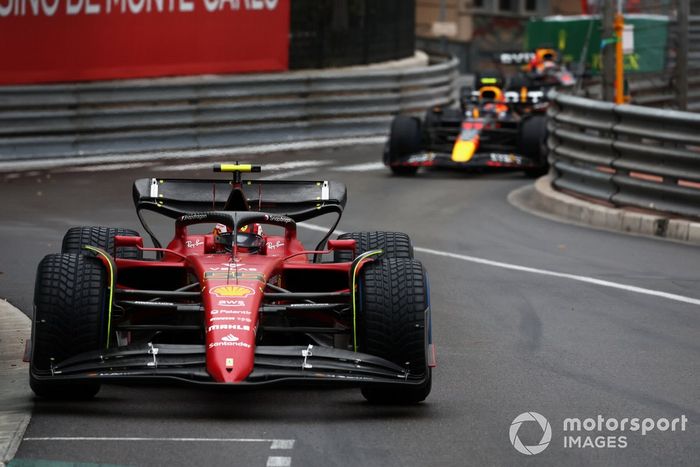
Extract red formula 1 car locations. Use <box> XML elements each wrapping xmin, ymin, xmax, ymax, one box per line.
<box><xmin>29</xmin><ymin>164</ymin><xmax>433</xmax><ymax>404</ymax></box>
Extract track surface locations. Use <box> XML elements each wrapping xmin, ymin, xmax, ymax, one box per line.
<box><xmin>1</xmin><ymin>146</ymin><xmax>698</xmax><ymax>466</ymax></box>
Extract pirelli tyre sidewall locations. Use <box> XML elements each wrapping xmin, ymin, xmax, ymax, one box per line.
<box><xmin>387</xmin><ymin>115</ymin><xmax>421</xmax><ymax>176</ymax></box>
<box><xmin>358</xmin><ymin>257</ymin><xmax>431</xmax><ymax>404</ymax></box>
<box><xmin>30</xmin><ymin>253</ymin><xmax>108</xmax><ymax>399</ymax></box>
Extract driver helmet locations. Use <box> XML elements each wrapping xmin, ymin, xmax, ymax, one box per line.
<box><xmin>213</xmin><ymin>223</ymin><xmax>264</xmax><ymax>253</ymax></box>
<box><xmin>479</xmin><ymin>86</ymin><xmax>508</xmax><ymax>115</ymax></box>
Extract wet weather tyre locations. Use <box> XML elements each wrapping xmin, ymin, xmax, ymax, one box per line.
<box><xmin>387</xmin><ymin>116</ymin><xmax>421</xmax><ymax>176</ymax></box>
<box><xmin>357</xmin><ymin>258</ymin><xmax>431</xmax><ymax>404</ymax></box>
<box><xmin>334</xmin><ymin>231</ymin><xmax>414</xmax><ymax>263</ymax></box>
<box><xmin>518</xmin><ymin>115</ymin><xmax>549</xmax><ymax>178</ymax></box>
<box><xmin>62</xmin><ymin>226</ymin><xmax>142</xmax><ymax>259</ymax></box>
<box><xmin>29</xmin><ymin>253</ymin><xmax>108</xmax><ymax>399</ymax></box>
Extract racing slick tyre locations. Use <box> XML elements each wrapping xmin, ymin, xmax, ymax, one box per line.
<box><xmin>30</xmin><ymin>254</ymin><xmax>108</xmax><ymax>399</ymax></box>
<box><xmin>518</xmin><ymin>115</ymin><xmax>549</xmax><ymax>178</ymax></box>
<box><xmin>386</xmin><ymin>115</ymin><xmax>421</xmax><ymax>176</ymax></box>
<box><xmin>334</xmin><ymin>231</ymin><xmax>414</xmax><ymax>263</ymax></box>
<box><xmin>357</xmin><ymin>258</ymin><xmax>431</xmax><ymax>404</ymax></box>
<box><xmin>62</xmin><ymin>226</ymin><xmax>142</xmax><ymax>259</ymax></box>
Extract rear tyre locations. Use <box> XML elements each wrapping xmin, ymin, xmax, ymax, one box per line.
<box><xmin>62</xmin><ymin>226</ymin><xmax>142</xmax><ymax>259</ymax></box>
<box><xmin>357</xmin><ymin>258</ymin><xmax>431</xmax><ymax>404</ymax></box>
<box><xmin>334</xmin><ymin>231</ymin><xmax>414</xmax><ymax>263</ymax></box>
<box><xmin>518</xmin><ymin>115</ymin><xmax>549</xmax><ymax>178</ymax></box>
<box><xmin>387</xmin><ymin>116</ymin><xmax>421</xmax><ymax>176</ymax></box>
<box><xmin>30</xmin><ymin>254</ymin><xmax>108</xmax><ymax>399</ymax></box>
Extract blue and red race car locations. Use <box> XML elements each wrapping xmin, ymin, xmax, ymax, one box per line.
<box><xmin>383</xmin><ymin>72</ymin><xmax>550</xmax><ymax>177</ymax></box>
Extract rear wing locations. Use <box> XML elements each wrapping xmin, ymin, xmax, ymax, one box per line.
<box><xmin>496</xmin><ymin>52</ymin><xmax>535</xmax><ymax>65</ymax></box>
<box><xmin>465</xmin><ymin>89</ymin><xmax>546</xmax><ymax>106</ymax></box>
<box><xmin>132</xmin><ymin>178</ymin><xmax>347</xmax><ymax>248</ymax></box>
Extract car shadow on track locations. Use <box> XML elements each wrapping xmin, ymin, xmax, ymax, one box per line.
<box><xmin>30</xmin><ymin>386</ymin><xmax>439</xmax><ymax>423</ymax></box>
<box><xmin>384</xmin><ymin>168</ymin><xmax>531</xmax><ymax>181</ymax></box>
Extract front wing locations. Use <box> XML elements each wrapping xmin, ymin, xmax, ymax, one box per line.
<box><xmin>389</xmin><ymin>151</ymin><xmax>540</xmax><ymax>170</ymax></box>
<box><xmin>29</xmin><ymin>343</ymin><xmax>428</xmax><ymax>388</ymax></box>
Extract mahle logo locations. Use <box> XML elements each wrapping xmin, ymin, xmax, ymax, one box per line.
<box><xmin>510</xmin><ymin>412</ymin><xmax>552</xmax><ymax>455</ymax></box>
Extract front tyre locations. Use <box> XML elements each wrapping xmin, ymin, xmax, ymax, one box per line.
<box><xmin>30</xmin><ymin>253</ymin><xmax>108</xmax><ymax>399</ymax></box>
<box><xmin>518</xmin><ymin>115</ymin><xmax>549</xmax><ymax>178</ymax></box>
<box><xmin>334</xmin><ymin>231</ymin><xmax>414</xmax><ymax>263</ymax></box>
<box><xmin>358</xmin><ymin>258</ymin><xmax>431</xmax><ymax>404</ymax></box>
<box><xmin>387</xmin><ymin>116</ymin><xmax>421</xmax><ymax>176</ymax></box>
<box><xmin>62</xmin><ymin>226</ymin><xmax>142</xmax><ymax>259</ymax></box>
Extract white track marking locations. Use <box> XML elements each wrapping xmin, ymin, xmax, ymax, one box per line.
<box><xmin>413</xmin><ymin>246</ymin><xmax>700</xmax><ymax>307</ymax></box>
<box><xmin>23</xmin><ymin>437</ymin><xmax>295</xmax><ymax>444</ymax></box>
<box><xmin>24</xmin><ymin>437</ymin><xmax>295</xmax><ymax>467</ymax></box>
<box><xmin>0</xmin><ymin>137</ymin><xmax>386</xmax><ymax>173</ymax></box>
<box><xmin>260</xmin><ymin>168</ymin><xmax>319</xmax><ymax>180</ymax></box>
<box><xmin>332</xmin><ymin>161</ymin><xmax>385</xmax><ymax>172</ymax></box>
<box><xmin>59</xmin><ymin>162</ymin><xmax>155</xmax><ymax>173</ymax></box>
<box><xmin>298</xmin><ymin>223</ymin><xmax>700</xmax><ymax>307</ymax></box>
<box><xmin>267</xmin><ymin>457</ymin><xmax>292</xmax><ymax>467</ymax></box>
<box><xmin>270</xmin><ymin>440</ymin><xmax>295</xmax><ymax>449</ymax></box>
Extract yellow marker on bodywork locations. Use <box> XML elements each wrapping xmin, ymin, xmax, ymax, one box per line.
<box><xmin>451</xmin><ymin>138</ymin><xmax>478</xmax><ymax>162</ymax></box>
<box><xmin>218</xmin><ymin>164</ymin><xmax>252</xmax><ymax>172</ymax></box>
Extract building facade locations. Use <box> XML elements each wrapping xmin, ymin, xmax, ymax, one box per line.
<box><xmin>416</xmin><ymin>0</ymin><xmax>581</xmax><ymax>72</ymax></box>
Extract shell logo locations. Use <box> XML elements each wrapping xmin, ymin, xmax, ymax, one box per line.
<box><xmin>210</xmin><ymin>285</ymin><xmax>255</xmax><ymax>298</ymax></box>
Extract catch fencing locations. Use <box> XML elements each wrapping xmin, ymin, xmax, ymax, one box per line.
<box><xmin>548</xmin><ymin>91</ymin><xmax>700</xmax><ymax>219</ymax></box>
<box><xmin>0</xmin><ymin>55</ymin><xmax>458</xmax><ymax>163</ymax></box>
<box><xmin>585</xmin><ymin>14</ymin><xmax>700</xmax><ymax>110</ymax></box>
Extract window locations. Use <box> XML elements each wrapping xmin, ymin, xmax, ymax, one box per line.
<box><xmin>498</xmin><ymin>0</ymin><xmax>516</xmax><ymax>12</ymax></box>
<box><xmin>525</xmin><ymin>0</ymin><xmax>537</xmax><ymax>12</ymax></box>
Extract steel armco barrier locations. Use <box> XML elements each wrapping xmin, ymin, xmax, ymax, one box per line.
<box><xmin>0</xmin><ymin>55</ymin><xmax>458</xmax><ymax>162</ymax></box>
<box><xmin>548</xmin><ymin>91</ymin><xmax>700</xmax><ymax>219</ymax></box>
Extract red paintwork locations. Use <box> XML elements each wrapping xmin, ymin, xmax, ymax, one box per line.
<box><xmin>0</xmin><ymin>1</ymin><xmax>290</xmax><ymax>85</ymax></box>
<box><xmin>462</xmin><ymin>121</ymin><xmax>484</xmax><ymax>130</ymax></box>
<box><xmin>113</xmin><ymin>225</ymin><xmax>354</xmax><ymax>384</ymax></box>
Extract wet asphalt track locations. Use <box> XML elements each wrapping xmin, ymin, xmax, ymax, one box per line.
<box><xmin>0</xmin><ymin>145</ymin><xmax>698</xmax><ymax>466</ymax></box>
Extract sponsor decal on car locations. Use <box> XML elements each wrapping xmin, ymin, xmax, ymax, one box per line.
<box><xmin>266</xmin><ymin>240</ymin><xmax>284</xmax><ymax>250</ymax></box>
<box><xmin>217</xmin><ymin>300</ymin><xmax>245</xmax><ymax>307</ymax></box>
<box><xmin>204</xmin><ymin>271</ymin><xmax>265</xmax><ymax>281</ymax></box>
<box><xmin>180</xmin><ymin>213</ymin><xmax>208</xmax><ymax>221</ymax></box>
<box><xmin>207</xmin><ymin>324</ymin><xmax>250</xmax><ymax>332</ymax></box>
<box><xmin>210</xmin><ymin>285</ymin><xmax>255</xmax><ymax>297</ymax></box>
<box><xmin>264</xmin><ymin>214</ymin><xmax>293</xmax><ymax>224</ymax></box>
<box><xmin>210</xmin><ymin>316</ymin><xmax>252</xmax><ymax>322</ymax></box>
<box><xmin>211</xmin><ymin>309</ymin><xmax>250</xmax><ymax>315</ymax></box>
<box><xmin>489</xmin><ymin>153</ymin><xmax>522</xmax><ymax>164</ymax></box>
<box><xmin>406</xmin><ymin>153</ymin><xmax>434</xmax><ymax>163</ymax></box>
<box><xmin>208</xmin><ymin>333</ymin><xmax>251</xmax><ymax>349</ymax></box>
<box><xmin>209</xmin><ymin>341</ymin><xmax>251</xmax><ymax>349</ymax></box>
<box><xmin>185</xmin><ymin>239</ymin><xmax>204</xmax><ymax>248</ymax></box>
<box><xmin>212</xmin><ymin>265</ymin><xmax>257</xmax><ymax>271</ymax></box>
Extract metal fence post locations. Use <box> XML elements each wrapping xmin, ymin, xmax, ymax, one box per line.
<box><xmin>602</xmin><ymin>1</ymin><xmax>616</xmax><ymax>102</ymax></box>
<box><xmin>677</xmin><ymin>0</ymin><xmax>689</xmax><ymax>110</ymax></box>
